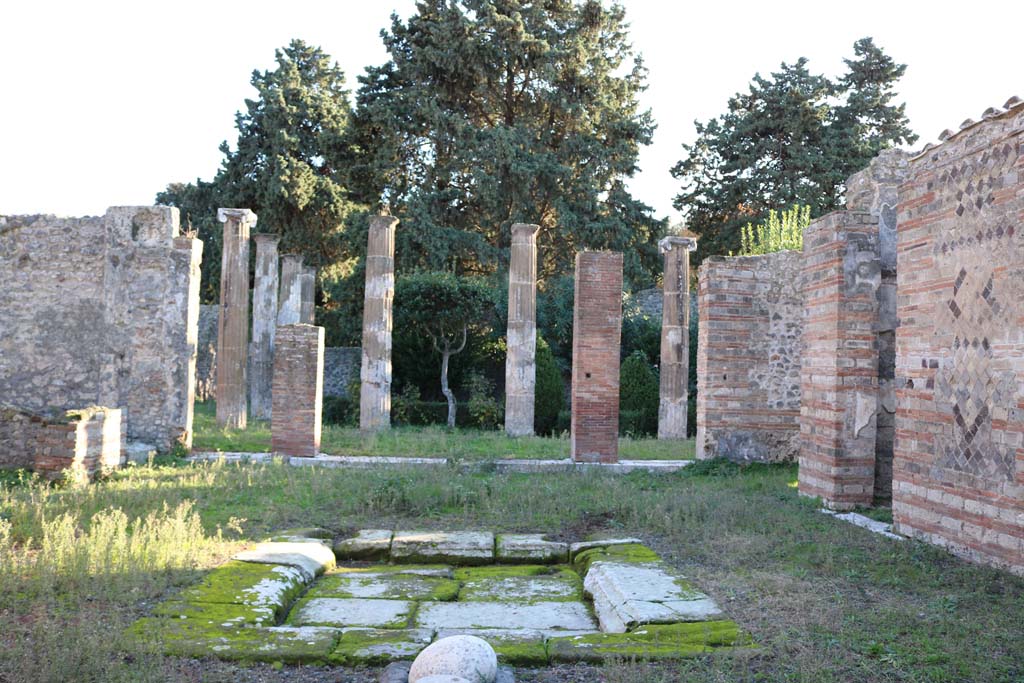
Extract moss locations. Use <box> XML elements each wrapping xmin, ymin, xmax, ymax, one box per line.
<box><xmin>307</xmin><ymin>574</ymin><xmax>459</xmax><ymax>601</ymax></box>
<box><xmin>151</xmin><ymin>601</ymin><xmax>276</xmax><ymax>627</ymax></box>
<box><xmin>177</xmin><ymin>560</ymin><xmax>307</xmax><ymax>619</ymax></box>
<box><xmin>572</xmin><ymin>543</ymin><xmax>661</xmax><ymax>574</ymax></box>
<box><xmin>547</xmin><ymin>620</ymin><xmax>753</xmax><ymax>663</ymax></box>
<box><xmin>458</xmin><ymin>566</ymin><xmax>583</xmax><ymax>603</ymax></box>
<box><xmin>330</xmin><ymin>563</ymin><xmax>452</xmax><ymax>576</ymax></box>
<box><xmin>479</xmin><ymin>633</ymin><xmax>549</xmax><ymax>666</ymax></box>
<box><xmin>327</xmin><ymin>628</ymin><xmax>432</xmax><ymax>665</ymax></box>
<box><xmin>285</xmin><ymin>596</ymin><xmax>415</xmax><ymax>629</ymax></box>
<box><xmin>452</xmin><ymin>565</ymin><xmax>553</xmax><ymax>582</ymax></box>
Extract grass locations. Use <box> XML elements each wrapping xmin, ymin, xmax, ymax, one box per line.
<box><xmin>191</xmin><ymin>400</ymin><xmax>696</xmax><ymax>461</ymax></box>
<box><xmin>1</xmin><ymin>458</ymin><xmax>1022</xmax><ymax>682</ymax></box>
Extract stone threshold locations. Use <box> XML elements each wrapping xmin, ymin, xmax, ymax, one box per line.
<box><xmin>188</xmin><ymin>452</ymin><xmax>693</xmax><ymax>474</ymax></box>
<box><xmin>819</xmin><ymin>508</ymin><xmax>904</xmax><ymax>541</ymax></box>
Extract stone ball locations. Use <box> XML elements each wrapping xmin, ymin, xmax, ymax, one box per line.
<box><xmin>408</xmin><ymin>635</ymin><xmax>498</xmax><ymax>683</ymax></box>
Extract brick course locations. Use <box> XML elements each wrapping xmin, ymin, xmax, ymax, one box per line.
<box><xmin>571</xmin><ymin>252</ymin><xmax>623</xmax><ymax>463</ymax></box>
<box><xmin>272</xmin><ymin>324</ymin><xmax>325</xmax><ymax>457</ymax></box>
<box><xmin>0</xmin><ymin>406</ymin><xmax>124</xmax><ymax>482</ymax></box>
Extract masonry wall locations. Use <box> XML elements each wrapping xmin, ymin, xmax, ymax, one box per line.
<box><xmin>272</xmin><ymin>325</ymin><xmax>325</xmax><ymax>457</ymax></box>
<box><xmin>696</xmin><ymin>250</ymin><xmax>804</xmax><ymax>462</ymax></box>
<box><xmin>0</xmin><ymin>406</ymin><xmax>125</xmax><ymax>482</ymax></box>
<box><xmin>893</xmin><ymin>100</ymin><xmax>1024</xmax><ymax>575</ymax></box>
<box><xmin>0</xmin><ymin>207</ymin><xmax>202</xmax><ymax>450</ymax></box>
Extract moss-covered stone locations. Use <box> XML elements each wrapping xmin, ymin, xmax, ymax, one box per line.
<box><xmin>308</xmin><ymin>573</ymin><xmax>459</xmax><ymax>601</ymax></box>
<box><xmin>547</xmin><ymin>621</ymin><xmax>752</xmax><ymax>663</ymax></box>
<box><xmin>572</xmin><ymin>543</ymin><xmax>661</xmax><ymax>575</ymax></box>
<box><xmin>327</xmin><ymin>628</ymin><xmax>433</xmax><ymax>665</ymax></box>
<box><xmin>435</xmin><ymin>629</ymin><xmax>549</xmax><ymax>666</ymax></box>
<box><xmin>458</xmin><ymin>566</ymin><xmax>583</xmax><ymax>603</ymax></box>
<box><xmin>331</xmin><ymin>563</ymin><xmax>452</xmax><ymax>577</ymax></box>
<box><xmin>177</xmin><ymin>560</ymin><xmax>307</xmax><ymax>619</ymax></box>
<box><xmin>127</xmin><ymin>618</ymin><xmax>340</xmax><ymax>664</ymax></box>
<box><xmin>286</xmin><ymin>597</ymin><xmax>415</xmax><ymax>629</ymax></box>
<box><xmin>151</xmin><ymin>601</ymin><xmax>276</xmax><ymax>627</ymax></box>
<box><xmin>452</xmin><ymin>565</ymin><xmax>552</xmax><ymax>582</ymax></box>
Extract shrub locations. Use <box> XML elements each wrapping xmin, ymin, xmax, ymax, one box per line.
<box><xmin>534</xmin><ymin>335</ymin><xmax>565</xmax><ymax>436</ymax></box>
<box><xmin>619</xmin><ymin>351</ymin><xmax>659</xmax><ymax>436</ymax></box>
<box><xmin>323</xmin><ymin>396</ymin><xmax>356</xmax><ymax>426</ymax></box>
<box><xmin>392</xmin><ymin>384</ymin><xmax>423</xmax><ymax>426</ymax></box>
<box><xmin>466</xmin><ymin>372</ymin><xmax>502</xmax><ymax>430</ymax></box>
<box><xmin>739</xmin><ymin>204</ymin><xmax>810</xmax><ymax>255</ymax></box>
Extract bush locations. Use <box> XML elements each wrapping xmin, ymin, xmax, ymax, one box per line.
<box><xmin>619</xmin><ymin>351</ymin><xmax>659</xmax><ymax>436</ymax></box>
<box><xmin>466</xmin><ymin>372</ymin><xmax>502</xmax><ymax>430</ymax></box>
<box><xmin>392</xmin><ymin>384</ymin><xmax>423</xmax><ymax>426</ymax></box>
<box><xmin>323</xmin><ymin>396</ymin><xmax>357</xmax><ymax>426</ymax></box>
<box><xmin>534</xmin><ymin>335</ymin><xmax>565</xmax><ymax>436</ymax></box>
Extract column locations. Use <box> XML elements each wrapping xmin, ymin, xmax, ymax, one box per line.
<box><xmin>215</xmin><ymin>208</ymin><xmax>257</xmax><ymax>428</ymax></box>
<box><xmin>250</xmin><ymin>234</ymin><xmax>280</xmax><ymax>420</ymax></box>
<box><xmin>657</xmin><ymin>236</ymin><xmax>698</xmax><ymax>439</ymax></box>
<box><xmin>505</xmin><ymin>223</ymin><xmax>540</xmax><ymax>437</ymax></box>
<box><xmin>277</xmin><ymin>254</ymin><xmax>304</xmax><ymax>326</ymax></box>
<box><xmin>360</xmin><ymin>215</ymin><xmax>399</xmax><ymax>431</ymax></box>
<box><xmin>299</xmin><ymin>266</ymin><xmax>316</xmax><ymax>324</ymax></box>
<box><xmin>571</xmin><ymin>251</ymin><xmax>624</xmax><ymax>463</ymax></box>
<box><xmin>271</xmin><ymin>324</ymin><xmax>325</xmax><ymax>457</ymax></box>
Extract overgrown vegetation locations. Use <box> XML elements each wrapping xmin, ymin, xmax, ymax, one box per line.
<box><xmin>1</xmin><ymin>460</ymin><xmax>1021</xmax><ymax>682</ymax></box>
<box><xmin>739</xmin><ymin>204</ymin><xmax>811</xmax><ymax>255</ymax></box>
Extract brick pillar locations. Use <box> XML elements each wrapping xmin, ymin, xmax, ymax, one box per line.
<box><xmin>657</xmin><ymin>236</ymin><xmax>697</xmax><ymax>440</ymax></box>
<box><xmin>798</xmin><ymin>211</ymin><xmax>881</xmax><ymax>509</ymax></box>
<box><xmin>360</xmin><ymin>215</ymin><xmax>399</xmax><ymax>432</ymax></box>
<box><xmin>278</xmin><ymin>254</ymin><xmax>304</xmax><ymax>326</ymax></box>
<box><xmin>505</xmin><ymin>223</ymin><xmax>539</xmax><ymax>437</ymax></box>
<box><xmin>299</xmin><ymin>266</ymin><xmax>316</xmax><ymax>324</ymax></box>
<box><xmin>271</xmin><ymin>324</ymin><xmax>324</xmax><ymax>457</ymax></box>
<box><xmin>571</xmin><ymin>251</ymin><xmax>623</xmax><ymax>463</ymax></box>
<box><xmin>215</xmin><ymin>208</ymin><xmax>257</xmax><ymax>428</ymax></box>
<box><xmin>250</xmin><ymin>234</ymin><xmax>280</xmax><ymax>420</ymax></box>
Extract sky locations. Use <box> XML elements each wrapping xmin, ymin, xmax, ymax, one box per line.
<box><xmin>1</xmin><ymin>0</ymin><xmax>1020</xmax><ymax>221</ymax></box>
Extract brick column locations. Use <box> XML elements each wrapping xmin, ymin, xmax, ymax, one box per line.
<box><xmin>657</xmin><ymin>236</ymin><xmax>697</xmax><ymax>440</ymax></box>
<box><xmin>360</xmin><ymin>215</ymin><xmax>399</xmax><ymax>432</ymax></box>
<box><xmin>299</xmin><ymin>266</ymin><xmax>316</xmax><ymax>324</ymax></box>
<box><xmin>215</xmin><ymin>208</ymin><xmax>257</xmax><ymax>428</ymax></box>
<box><xmin>798</xmin><ymin>211</ymin><xmax>881</xmax><ymax>509</ymax></box>
<box><xmin>571</xmin><ymin>251</ymin><xmax>623</xmax><ymax>463</ymax></box>
<box><xmin>250</xmin><ymin>234</ymin><xmax>280</xmax><ymax>420</ymax></box>
<box><xmin>271</xmin><ymin>324</ymin><xmax>324</xmax><ymax>457</ymax></box>
<box><xmin>277</xmin><ymin>254</ymin><xmax>304</xmax><ymax>326</ymax></box>
<box><xmin>505</xmin><ymin>223</ymin><xmax>540</xmax><ymax>437</ymax></box>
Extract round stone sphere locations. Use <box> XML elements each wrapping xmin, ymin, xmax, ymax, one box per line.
<box><xmin>408</xmin><ymin>635</ymin><xmax>498</xmax><ymax>683</ymax></box>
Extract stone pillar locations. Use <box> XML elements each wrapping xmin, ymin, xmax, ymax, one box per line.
<box><xmin>299</xmin><ymin>266</ymin><xmax>316</xmax><ymax>324</ymax></box>
<box><xmin>360</xmin><ymin>215</ymin><xmax>399</xmax><ymax>431</ymax></box>
<box><xmin>657</xmin><ymin>236</ymin><xmax>697</xmax><ymax>440</ymax></box>
<box><xmin>215</xmin><ymin>208</ymin><xmax>257</xmax><ymax>429</ymax></box>
<box><xmin>505</xmin><ymin>223</ymin><xmax>540</xmax><ymax>437</ymax></box>
<box><xmin>571</xmin><ymin>251</ymin><xmax>624</xmax><ymax>463</ymax></box>
<box><xmin>271</xmin><ymin>324</ymin><xmax>324</xmax><ymax>457</ymax></box>
<box><xmin>249</xmin><ymin>234</ymin><xmax>280</xmax><ymax>420</ymax></box>
<box><xmin>278</xmin><ymin>254</ymin><xmax>305</xmax><ymax>326</ymax></box>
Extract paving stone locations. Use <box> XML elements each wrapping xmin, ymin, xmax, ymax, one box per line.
<box><xmin>495</xmin><ymin>534</ymin><xmax>568</xmax><ymax>564</ymax></box>
<box><xmin>128</xmin><ymin>618</ymin><xmax>341</xmax><ymax>663</ymax></box>
<box><xmin>235</xmin><ymin>541</ymin><xmax>336</xmax><ymax>581</ymax></box>
<box><xmin>329</xmin><ymin>628</ymin><xmax>433</xmax><ymax>665</ymax></box>
<box><xmin>152</xmin><ymin>600</ymin><xmax>277</xmax><ymax>628</ymax></box>
<box><xmin>547</xmin><ymin>621</ymin><xmax>748</xmax><ymax>662</ymax></box>
<box><xmin>416</xmin><ymin>601</ymin><xmax>597</xmax><ymax>632</ymax></box>
<box><xmin>335</xmin><ymin>529</ymin><xmax>394</xmax><ymax>560</ymax></box>
<box><xmin>572</xmin><ymin>543</ymin><xmax>661</xmax><ymax>574</ymax></box>
<box><xmin>568</xmin><ymin>538</ymin><xmax>644</xmax><ymax>560</ymax></box>
<box><xmin>288</xmin><ymin>598</ymin><xmax>414</xmax><ymax>628</ymax></box>
<box><xmin>309</xmin><ymin>573</ymin><xmax>459</xmax><ymax>601</ymax></box>
<box><xmin>456</xmin><ymin>566</ymin><xmax>582</xmax><ymax>603</ymax></box>
<box><xmin>392</xmin><ymin>531</ymin><xmax>495</xmax><ymax>565</ymax></box>
<box><xmin>335</xmin><ymin>564</ymin><xmax>454</xmax><ymax>578</ymax></box>
<box><xmin>177</xmin><ymin>561</ymin><xmax>307</xmax><ymax>618</ymax></box>
<box><xmin>435</xmin><ymin>629</ymin><xmax>548</xmax><ymax>665</ymax></box>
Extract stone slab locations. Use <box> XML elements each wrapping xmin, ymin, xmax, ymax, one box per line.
<box><xmin>547</xmin><ymin>621</ymin><xmax>747</xmax><ymax>662</ymax></box>
<box><xmin>178</xmin><ymin>560</ymin><xmax>307</xmax><ymax>618</ymax></box>
<box><xmin>392</xmin><ymin>531</ymin><xmax>495</xmax><ymax>565</ymax></box>
<box><xmin>309</xmin><ymin>573</ymin><xmax>459</xmax><ymax>601</ymax></box>
<box><xmin>288</xmin><ymin>598</ymin><xmax>414</xmax><ymax>629</ymax></box>
<box><xmin>495</xmin><ymin>534</ymin><xmax>568</xmax><ymax>564</ymax></box>
<box><xmin>329</xmin><ymin>628</ymin><xmax>433</xmax><ymax>665</ymax></box>
<box><xmin>334</xmin><ymin>564</ymin><xmax>454</xmax><ymax>578</ymax></box>
<box><xmin>415</xmin><ymin>601</ymin><xmax>597</xmax><ymax>632</ymax></box>
<box><xmin>234</xmin><ymin>541</ymin><xmax>336</xmax><ymax>581</ymax></box>
<box><xmin>129</xmin><ymin>619</ymin><xmax>341</xmax><ymax>663</ymax></box>
<box><xmin>456</xmin><ymin>566</ymin><xmax>582</xmax><ymax>603</ymax></box>
<box><xmin>152</xmin><ymin>600</ymin><xmax>277</xmax><ymax>628</ymax></box>
<box><xmin>334</xmin><ymin>529</ymin><xmax>394</xmax><ymax>560</ymax></box>
<box><xmin>568</xmin><ymin>538</ymin><xmax>645</xmax><ymax>560</ymax></box>
<box><xmin>820</xmin><ymin>509</ymin><xmax>904</xmax><ymax>540</ymax></box>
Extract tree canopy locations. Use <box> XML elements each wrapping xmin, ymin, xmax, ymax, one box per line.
<box><xmin>671</xmin><ymin>37</ymin><xmax>917</xmax><ymax>260</ymax></box>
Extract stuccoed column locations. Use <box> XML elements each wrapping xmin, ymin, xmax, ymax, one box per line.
<box><xmin>215</xmin><ymin>208</ymin><xmax>257</xmax><ymax>428</ymax></box>
<box><xmin>249</xmin><ymin>234</ymin><xmax>280</xmax><ymax>420</ymax></box>
<box><xmin>657</xmin><ymin>235</ymin><xmax>698</xmax><ymax>440</ymax></box>
<box><xmin>299</xmin><ymin>266</ymin><xmax>316</xmax><ymax>324</ymax></box>
<box><xmin>505</xmin><ymin>223</ymin><xmax>540</xmax><ymax>436</ymax></box>
<box><xmin>360</xmin><ymin>215</ymin><xmax>399</xmax><ymax>431</ymax></box>
<box><xmin>277</xmin><ymin>254</ymin><xmax>304</xmax><ymax>326</ymax></box>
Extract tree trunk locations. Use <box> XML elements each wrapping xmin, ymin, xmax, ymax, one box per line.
<box><xmin>441</xmin><ymin>346</ymin><xmax>456</xmax><ymax>428</ymax></box>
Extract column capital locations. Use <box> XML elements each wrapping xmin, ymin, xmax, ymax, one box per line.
<box><xmin>370</xmin><ymin>215</ymin><xmax>400</xmax><ymax>230</ymax></box>
<box><xmin>253</xmin><ymin>233</ymin><xmax>281</xmax><ymax>247</ymax></box>
<box><xmin>217</xmin><ymin>208</ymin><xmax>258</xmax><ymax>227</ymax></box>
<box><xmin>511</xmin><ymin>222</ymin><xmax>540</xmax><ymax>237</ymax></box>
<box><xmin>659</xmin><ymin>235</ymin><xmax>698</xmax><ymax>254</ymax></box>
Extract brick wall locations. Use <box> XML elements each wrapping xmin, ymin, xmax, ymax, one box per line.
<box><xmin>696</xmin><ymin>251</ymin><xmax>804</xmax><ymax>462</ymax></box>
<box><xmin>0</xmin><ymin>406</ymin><xmax>124</xmax><ymax>482</ymax></box>
<box><xmin>798</xmin><ymin>211</ymin><xmax>882</xmax><ymax>508</ymax></box>
<box><xmin>571</xmin><ymin>251</ymin><xmax>623</xmax><ymax>463</ymax></box>
<box><xmin>272</xmin><ymin>324</ymin><xmax>325</xmax><ymax>457</ymax></box>
<box><xmin>893</xmin><ymin>100</ymin><xmax>1024</xmax><ymax>575</ymax></box>
<box><xmin>0</xmin><ymin>207</ymin><xmax>202</xmax><ymax>450</ymax></box>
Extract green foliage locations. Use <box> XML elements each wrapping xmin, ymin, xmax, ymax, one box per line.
<box><xmin>534</xmin><ymin>335</ymin><xmax>565</xmax><ymax>436</ymax></box>
<box><xmin>349</xmin><ymin>1</ymin><xmax>665</xmax><ymax>285</ymax></box>
<box><xmin>619</xmin><ymin>351</ymin><xmax>659</xmax><ymax>437</ymax></box>
<box><xmin>739</xmin><ymin>204</ymin><xmax>810</xmax><ymax>255</ymax></box>
<box><xmin>672</xmin><ymin>37</ymin><xmax>917</xmax><ymax>260</ymax></box>
<box><xmin>536</xmin><ymin>274</ymin><xmax>576</xmax><ymax>369</ymax></box>
<box><xmin>391</xmin><ymin>384</ymin><xmax>423</xmax><ymax>427</ymax></box>
<box><xmin>466</xmin><ymin>372</ymin><xmax>502</xmax><ymax>430</ymax></box>
<box><xmin>621</xmin><ymin>292</ymin><xmax>662</xmax><ymax>365</ymax></box>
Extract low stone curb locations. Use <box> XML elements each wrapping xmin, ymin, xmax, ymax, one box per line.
<box><xmin>820</xmin><ymin>509</ymin><xmax>904</xmax><ymax>540</ymax></box>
